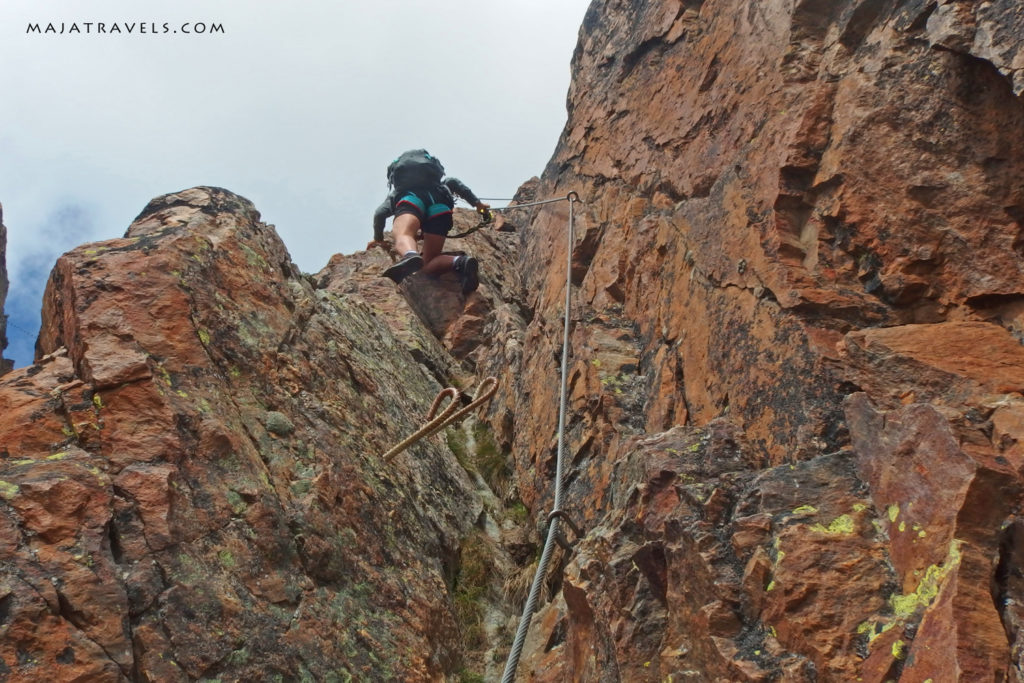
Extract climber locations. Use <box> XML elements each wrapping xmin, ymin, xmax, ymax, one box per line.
<box><xmin>370</xmin><ymin>149</ymin><xmax>490</xmax><ymax>294</ymax></box>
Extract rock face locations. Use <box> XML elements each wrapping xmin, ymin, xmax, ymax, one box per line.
<box><xmin>500</xmin><ymin>0</ymin><xmax>1024</xmax><ymax>680</ymax></box>
<box><xmin>0</xmin><ymin>188</ymin><xmax>499</xmax><ymax>681</ymax></box>
<box><xmin>0</xmin><ymin>202</ymin><xmax>11</xmax><ymax>376</ymax></box>
<box><xmin>2</xmin><ymin>1</ymin><xmax>1024</xmax><ymax>681</ymax></box>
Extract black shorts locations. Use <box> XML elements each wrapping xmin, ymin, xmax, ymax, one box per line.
<box><xmin>394</xmin><ymin>187</ymin><xmax>454</xmax><ymax>236</ymax></box>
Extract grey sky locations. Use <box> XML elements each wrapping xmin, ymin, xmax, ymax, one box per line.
<box><xmin>0</xmin><ymin>0</ymin><xmax>590</xmax><ymax>368</ymax></box>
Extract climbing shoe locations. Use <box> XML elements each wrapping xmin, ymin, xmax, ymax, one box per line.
<box><xmin>456</xmin><ymin>256</ymin><xmax>479</xmax><ymax>294</ymax></box>
<box><xmin>382</xmin><ymin>253</ymin><xmax>423</xmax><ymax>283</ymax></box>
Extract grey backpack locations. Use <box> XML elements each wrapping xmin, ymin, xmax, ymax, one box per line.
<box><xmin>386</xmin><ymin>149</ymin><xmax>445</xmax><ymax>192</ymax></box>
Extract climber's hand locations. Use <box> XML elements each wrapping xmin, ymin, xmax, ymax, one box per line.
<box><xmin>476</xmin><ymin>202</ymin><xmax>493</xmax><ymax>224</ymax></box>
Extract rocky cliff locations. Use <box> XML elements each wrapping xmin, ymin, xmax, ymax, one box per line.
<box><xmin>1</xmin><ymin>1</ymin><xmax>1024</xmax><ymax>682</ymax></box>
<box><xmin>0</xmin><ymin>202</ymin><xmax>11</xmax><ymax>376</ymax></box>
<box><xmin>506</xmin><ymin>0</ymin><xmax>1024</xmax><ymax>680</ymax></box>
<box><xmin>1</xmin><ymin>187</ymin><xmax>515</xmax><ymax>681</ymax></box>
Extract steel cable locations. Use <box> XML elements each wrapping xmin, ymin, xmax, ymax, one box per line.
<box><xmin>501</xmin><ymin>191</ymin><xmax>580</xmax><ymax>682</ymax></box>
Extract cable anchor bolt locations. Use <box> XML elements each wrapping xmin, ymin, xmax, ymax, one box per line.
<box><xmin>547</xmin><ymin>509</ymin><xmax>583</xmax><ymax>551</ymax></box>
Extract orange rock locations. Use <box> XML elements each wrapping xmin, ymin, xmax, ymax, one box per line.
<box><xmin>1</xmin><ymin>0</ymin><xmax>1023</xmax><ymax>679</ymax></box>
<box><xmin>0</xmin><ymin>187</ymin><xmax>484</xmax><ymax>680</ymax></box>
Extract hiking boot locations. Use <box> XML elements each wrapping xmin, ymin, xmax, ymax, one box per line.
<box><xmin>382</xmin><ymin>253</ymin><xmax>423</xmax><ymax>283</ymax></box>
<box><xmin>457</xmin><ymin>256</ymin><xmax>479</xmax><ymax>294</ymax></box>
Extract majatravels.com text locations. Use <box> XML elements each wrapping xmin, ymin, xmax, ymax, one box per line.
<box><xmin>27</xmin><ymin>22</ymin><xmax>225</xmax><ymax>35</ymax></box>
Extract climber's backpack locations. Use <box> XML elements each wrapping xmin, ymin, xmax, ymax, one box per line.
<box><xmin>387</xmin><ymin>149</ymin><xmax>445</xmax><ymax>192</ymax></box>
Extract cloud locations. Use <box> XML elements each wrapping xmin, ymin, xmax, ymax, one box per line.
<box><xmin>0</xmin><ymin>0</ymin><xmax>589</xmax><ymax>369</ymax></box>
<box><xmin>3</xmin><ymin>201</ymin><xmax>100</xmax><ymax>366</ymax></box>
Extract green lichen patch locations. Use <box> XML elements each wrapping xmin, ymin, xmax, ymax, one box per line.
<box><xmin>810</xmin><ymin>514</ymin><xmax>856</xmax><ymax>536</ymax></box>
<box><xmin>887</xmin><ymin>504</ymin><xmax>900</xmax><ymax>523</ymax></box>
<box><xmin>264</xmin><ymin>411</ymin><xmax>296</xmax><ymax>437</ymax></box>
<box><xmin>0</xmin><ymin>480</ymin><xmax>20</xmax><ymax>500</ymax></box>
<box><xmin>225</xmin><ymin>490</ymin><xmax>248</xmax><ymax>515</ymax></box>
<box><xmin>218</xmin><ymin>550</ymin><xmax>237</xmax><ymax>568</ymax></box>
<box><xmin>240</xmin><ymin>244</ymin><xmax>269</xmax><ymax>271</ymax></box>
<box><xmin>857</xmin><ymin>618</ymin><xmax>895</xmax><ymax>644</ymax></box>
<box><xmin>889</xmin><ymin>540</ymin><xmax>962</xmax><ymax>617</ymax></box>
